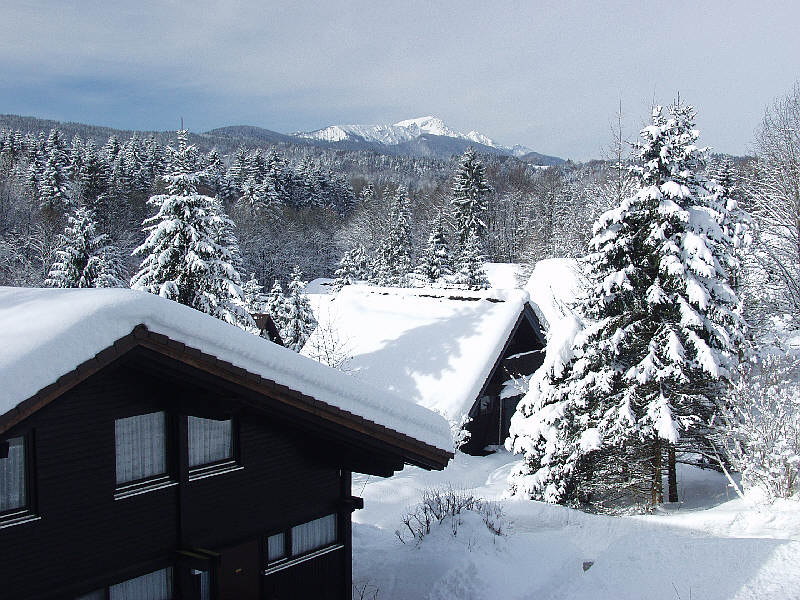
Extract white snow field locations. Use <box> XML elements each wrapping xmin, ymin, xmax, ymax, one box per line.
<box><xmin>353</xmin><ymin>452</ymin><xmax>800</xmax><ymax>600</ymax></box>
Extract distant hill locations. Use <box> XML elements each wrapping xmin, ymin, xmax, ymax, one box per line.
<box><xmin>0</xmin><ymin>113</ymin><xmax>565</xmax><ymax>165</ymax></box>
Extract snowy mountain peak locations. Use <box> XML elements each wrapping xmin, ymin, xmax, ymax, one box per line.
<box><xmin>295</xmin><ymin>116</ymin><xmax>501</xmax><ymax>150</ymax></box>
<box><xmin>292</xmin><ymin>116</ymin><xmax>558</xmax><ymax>162</ymax></box>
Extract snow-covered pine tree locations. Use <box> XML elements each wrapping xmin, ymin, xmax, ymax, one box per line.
<box><xmin>242</xmin><ymin>273</ymin><xmax>266</xmax><ymax>314</ymax></box>
<box><xmin>280</xmin><ymin>267</ymin><xmax>317</xmax><ymax>352</ymax></box>
<box><xmin>371</xmin><ymin>186</ymin><xmax>413</xmax><ymax>286</ymax></box>
<box><xmin>37</xmin><ymin>140</ymin><xmax>72</xmax><ymax>218</ymax></box>
<box><xmin>451</xmin><ymin>147</ymin><xmax>490</xmax><ymax>247</ymax></box>
<box><xmin>417</xmin><ymin>214</ymin><xmax>454</xmax><ymax>284</ymax></box>
<box><xmin>45</xmin><ymin>205</ymin><xmax>126</xmax><ymax>288</ymax></box>
<box><xmin>508</xmin><ymin>101</ymin><xmax>745</xmax><ymax>508</ymax></box>
<box><xmin>265</xmin><ymin>280</ymin><xmax>290</xmax><ymax>328</ymax></box>
<box><xmin>453</xmin><ymin>231</ymin><xmax>489</xmax><ymax>290</ymax></box>
<box><xmin>130</xmin><ymin>130</ymin><xmax>254</xmax><ymax>331</ymax></box>
<box><xmin>333</xmin><ymin>243</ymin><xmax>369</xmax><ymax>290</ymax></box>
<box><xmin>79</xmin><ymin>140</ymin><xmax>110</xmax><ymax>207</ymax></box>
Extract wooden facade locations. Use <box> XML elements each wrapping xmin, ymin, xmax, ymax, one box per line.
<box><xmin>462</xmin><ymin>304</ymin><xmax>546</xmax><ymax>455</ymax></box>
<box><xmin>0</xmin><ymin>326</ymin><xmax>450</xmax><ymax>600</ymax></box>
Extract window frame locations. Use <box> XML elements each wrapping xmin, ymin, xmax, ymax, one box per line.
<box><xmin>75</xmin><ymin>565</ymin><xmax>175</xmax><ymax>600</ymax></box>
<box><xmin>186</xmin><ymin>415</ymin><xmax>240</xmax><ymax>481</ymax></box>
<box><xmin>263</xmin><ymin>511</ymin><xmax>342</xmax><ymax>574</ymax></box>
<box><xmin>113</xmin><ymin>411</ymin><xmax>176</xmax><ymax>500</ymax></box>
<box><xmin>0</xmin><ymin>432</ymin><xmax>38</xmax><ymax>528</ymax></box>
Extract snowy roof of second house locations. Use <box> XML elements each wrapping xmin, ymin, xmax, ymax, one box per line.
<box><xmin>301</xmin><ymin>285</ymin><xmax>532</xmax><ymax>421</ymax></box>
<box><xmin>524</xmin><ymin>258</ymin><xmax>586</xmax><ymax>381</ymax></box>
<box><xmin>0</xmin><ymin>287</ymin><xmax>453</xmax><ymax>453</ymax></box>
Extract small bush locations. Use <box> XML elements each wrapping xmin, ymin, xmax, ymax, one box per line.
<box><xmin>395</xmin><ymin>487</ymin><xmax>506</xmax><ymax>543</ymax></box>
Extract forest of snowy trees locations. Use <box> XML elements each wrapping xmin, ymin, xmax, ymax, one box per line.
<box><xmin>1</xmin><ymin>82</ymin><xmax>800</xmax><ymax>508</ymax></box>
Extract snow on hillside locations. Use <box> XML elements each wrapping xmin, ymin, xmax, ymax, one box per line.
<box><xmin>353</xmin><ymin>451</ymin><xmax>800</xmax><ymax>600</ymax></box>
<box><xmin>295</xmin><ymin>116</ymin><xmax>534</xmax><ymax>156</ymax></box>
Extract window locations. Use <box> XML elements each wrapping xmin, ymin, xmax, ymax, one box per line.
<box><xmin>267</xmin><ymin>532</ymin><xmax>286</xmax><ymax>563</ymax></box>
<box><xmin>291</xmin><ymin>514</ymin><xmax>337</xmax><ymax>556</ymax></box>
<box><xmin>187</xmin><ymin>416</ymin><xmax>232</xmax><ymax>468</ymax></box>
<box><xmin>109</xmin><ymin>567</ymin><xmax>172</xmax><ymax>600</ymax></box>
<box><xmin>115</xmin><ymin>412</ymin><xmax>167</xmax><ymax>486</ymax></box>
<box><xmin>0</xmin><ymin>436</ymin><xmax>27</xmax><ymax>516</ymax></box>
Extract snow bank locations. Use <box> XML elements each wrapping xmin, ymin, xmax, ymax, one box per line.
<box><xmin>302</xmin><ymin>285</ymin><xmax>530</xmax><ymax>421</ymax></box>
<box><xmin>0</xmin><ymin>287</ymin><xmax>452</xmax><ymax>452</ymax></box>
<box><xmin>353</xmin><ymin>452</ymin><xmax>800</xmax><ymax>600</ymax></box>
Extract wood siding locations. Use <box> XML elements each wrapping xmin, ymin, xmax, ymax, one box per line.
<box><xmin>0</xmin><ymin>356</ymin><xmax>347</xmax><ymax>600</ymax></box>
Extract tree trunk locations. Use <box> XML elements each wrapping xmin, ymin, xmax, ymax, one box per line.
<box><xmin>651</xmin><ymin>437</ymin><xmax>663</xmax><ymax>505</ymax></box>
<box><xmin>667</xmin><ymin>444</ymin><xmax>678</xmax><ymax>503</ymax></box>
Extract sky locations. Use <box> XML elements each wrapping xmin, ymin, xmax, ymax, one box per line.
<box><xmin>1</xmin><ymin>0</ymin><xmax>798</xmax><ymax>160</ymax></box>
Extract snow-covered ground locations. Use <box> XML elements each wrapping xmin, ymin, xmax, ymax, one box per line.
<box><xmin>353</xmin><ymin>452</ymin><xmax>800</xmax><ymax>600</ymax></box>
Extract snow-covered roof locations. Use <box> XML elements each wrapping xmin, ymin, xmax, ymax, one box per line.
<box><xmin>524</xmin><ymin>258</ymin><xmax>586</xmax><ymax>381</ymax></box>
<box><xmin>302</xmin><ymin>285</ymin><xmax>532</xmax><ymax>421</ymax></box>
<box><xmin>0</xmin><ymin>287</ymin><xmax>452</xmax><ymax>453</ymax></box>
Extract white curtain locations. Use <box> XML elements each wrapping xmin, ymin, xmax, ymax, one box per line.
<box><xmin>267</xmin><ymin>532</ymin><xmax>286</xmax><ymax>562</ymax></box>
<box><xmin>0</xmin><ymin>436</ymin><xmax>25</xmax><ymax>512</ymax></box>
<box><xmin>291</xmin><ymin>514</ymin><xmax>337</xmax><ymax>555</ymax></box>
<box><xmin>188</xmin><ymin>417</ymin><xmax>232</xmax><ymax>468</ymax></box>
<box><xmin>109</xmin><ymin>567</ymin><xmax>172</xmax><ymax>600</ymax></box>
<box><xmin>115</xmin><ymin>412</ymin><xmax>166</xmax><ymax>485</ymax></box>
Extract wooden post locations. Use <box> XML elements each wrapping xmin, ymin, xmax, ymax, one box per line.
<box><xmin>667</xmin><ymin>443</ymin><xmax>678</xmax><ymax>503</ymax></box>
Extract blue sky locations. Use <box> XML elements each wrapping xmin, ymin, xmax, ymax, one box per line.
<box><xmin>1</xmin><ymin>0</ymin><xmax>797</xmax><ymax>160</ymax></box>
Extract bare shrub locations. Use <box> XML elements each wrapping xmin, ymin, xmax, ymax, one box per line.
<box><xmin>395</xmin><ymin>487</ymin><xmax>506</xmax><ymax>544</ymax></box>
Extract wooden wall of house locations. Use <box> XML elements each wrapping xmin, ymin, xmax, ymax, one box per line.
<box><xmin>0</xmin><ymin>356</ymin><xmax>348</xmax><ymax>600</ymax></box>
<box><xmin>463</xmin><ymin>307</ymin><xmax>546</xmax><ymax>454</ymax></box>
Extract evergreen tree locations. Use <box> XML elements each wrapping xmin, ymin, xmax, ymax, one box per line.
<box><xmin>242</xmin><ymin>273</ymin><xmax>266</xmax><ymax>313</ymax></box>
<box><xmin>371</xmin><ymin>186</ymin><xmax>413</xmax><ymax>286</ymax></box>
<box><xmin>451</xmin><ymin>147</ymin><xmax>490</xmax><ymax>246</ymax></box>
<box><xmin>333</xmin><ymin>243</ymin><xmax>369</xmax><ymax>290</ymax></box>
<box><xmin>508</xmin><ymin>101</ymin><xmax>745</xmax><ymax>508</ymax></box>
<box><xmin>131</xmin><ymin>130</ymin><xmax>254</xmax><ymax>330</ymax></box>
<box><xmin>453</xmin><ymin>230</ymin><xmax>489</xmax><ymax>290</ymax></box>
<box><xmin>280</xmin><ymin>266</ymin><xmax>317</xmax><ymax>352</ymax></box>
<box><xmin>417</xmin><ymin>215</ymin><xmax>454</xmax><ymax>284</ymax></box>
<box><xmin>265</xmin><ymin>280</ymin><xmax>290</xmax><ymax>327</ymax></box>
<box><xmin>45</xmin><ymin>206</ymin><xmax>125</xmax><ymax>288</ymax></box>
<box><xmin>38</xmin><ymin>145</ymin><xmax>72</xmax><ymax>217</ymax></box>
<box><xmin>79</xmin><ymin>140</ymin><xmax>110</xmax><ymax>207</ymax></box>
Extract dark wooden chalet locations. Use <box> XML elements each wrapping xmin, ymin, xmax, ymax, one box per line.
<box><xmin>462</xmin><ymin>302</ymin><xmax>545</xmax><ymax>454</ymax></box>
<box><xmin>0</xmin><ymin>287</ymin><xmax>452</xmax><ymax>600</ymax></box>
<box><xmin>302</xmin><ymin>286</ymin><xmax>546</xmax><ymax>457</ymax></box>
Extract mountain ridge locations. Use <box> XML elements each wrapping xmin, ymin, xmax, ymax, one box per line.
<box><xmin>0</xmin><ymin>113</ymin><xmax>565</xmax><ymax>165</ymax></box>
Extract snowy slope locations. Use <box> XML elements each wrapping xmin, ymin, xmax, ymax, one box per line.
<box><xmin>295</xmin><ymin>116</ymin><xmax>535</xmax><ymax>157</ymax></box>
<box><xmin>353</xmin><ymin>452</ymin><xmax>800</xmax><ymax>600</ymax></box>
<box><xmin>301</xmin><ymin>285</ymin><xmax>529</xmax><ymax>421</ymax></box>
<box><xmin>0</xmin><ymin>287</ymin><xmax>452</xmax><ymax>451</ymax></box>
